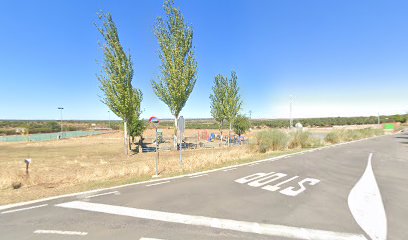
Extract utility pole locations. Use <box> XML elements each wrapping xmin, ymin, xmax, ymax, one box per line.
<box><xmin>249</xmin><ymin>110</ymin><xmax>252</xmax><ymax>119</ymax></box>
<box><xmin>289</xmin><ymin>95</ymin><xmax>293</xmax><ymax>128</ymax></box>
<box><xmin>58</xmin><ymin>107</ymin><xmax>64</xmax><ymax>139</ymax></box>
<box><xmin>57</xmin><ymin>107</ymin><xmax>64</xmax><ymax>133</ymax></box>
<box><xmin>377</xmin><ymin>112</ymin><xmax>380</xmax><ymax>125</ymax></box>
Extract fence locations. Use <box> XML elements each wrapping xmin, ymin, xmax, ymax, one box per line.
<box><xmin>0</xmin><ymin>131</ymin><xmax>102</xmax><ymax>143</ymax></box>
<box><xmin>140</xmin><ymin>132</ymin><xmax>249</xmax><ymax>153</ymax></box>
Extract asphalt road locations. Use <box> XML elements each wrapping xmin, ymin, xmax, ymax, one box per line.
<box><xmin>1</xmin><ymin>132</ymin><xmax>407</xmax><ymax>240</ymax></box>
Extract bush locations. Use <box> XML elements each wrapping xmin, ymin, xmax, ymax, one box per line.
<box><xmin>324</xmin><ymin>128</ymin><xmax>384</xmax><ymax>144</ymax></box>
<box><xmin>233</xmin><ymin>114</ymin><xmax>251</xmax><ymax>137</ymax></box>
<box><xmin>289</xmin><ymin>131</ymin><xmax>315</xmax><ymax>148</ymax></box>
<box><xmin>324</xmin><ymin>131</ymin><xmax>342</xmax><ymax>144</ymax></box>
<box><xmin>12</xmin><ymin>182</ymin><xmax>22</xmax><ymax>189</ymax></box>
<box><xmin>0</xmin><ymin>129</ymin><xmax>16</xmax><ymax>136</ymax></box>
<box><xmin>254</xmin><ymin>130</ymin><xmax>288</xmax><ymax>153</ymax></box>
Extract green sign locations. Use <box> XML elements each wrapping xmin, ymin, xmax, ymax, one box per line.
<box><xmin>384</xmin><ymin>124</ymin><xmax>395</xmax><ymax>130</ymax></box>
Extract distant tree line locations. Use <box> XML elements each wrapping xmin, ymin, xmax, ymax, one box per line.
<box><xmin>251</xmin><ymin>114</ymin><xmax>407</xmax><ymax>128</ymax></box>
<box><xmin>0</xmin><ymin>121</ymin><xmax>87</xmax><ymax>135</ymax></box>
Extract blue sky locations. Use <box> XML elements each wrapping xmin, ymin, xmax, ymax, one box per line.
<box><xmin>0</xmin><ymin>0</ymin><xmax>407</xmax><ymax>120</ymax></box>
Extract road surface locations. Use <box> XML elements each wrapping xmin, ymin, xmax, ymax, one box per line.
<box><xmin>1</xmin><ymin>132</ymin><xmax>407</xmax><ymax>240</ymax></box>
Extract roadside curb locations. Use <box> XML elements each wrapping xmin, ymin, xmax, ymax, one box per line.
<box><xmin>0</xmin><ymin>131</ymin><xmax>402</xmax><ymax>211</ymax></box>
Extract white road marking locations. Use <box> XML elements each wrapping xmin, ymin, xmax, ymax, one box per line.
<box><xmin>0</xmin><ymin>133</ymin><xmax>393</xmax><ymax>212</ymax></box>
<box><xmin>140</xmin><ymin>238</ymin><xmax>166</xmax><ymax>240</ymax></box>
<box><xmin>146</xmin><ymin>181</ymin><xmax>171</xmax><ymax>187</ymax></box>
<box><xmin>223</xmin><ymin>168</ymin><xmax>237</xmax><ymax>172</ymax></box>
<box><xmin>348</xmin><ymin>153</ymin><xmax>387</xmax><ymax>240</ymax></box>
<box><xmin>235</xmin><ymin>172</ymin><xmax>320</xmax><ymax>196</ymax></box>
<box><xmin>248</xmin><ymin>163</ymin><xmax>260</xmax><ymax>166</ymax></box>
<box><xmin>189</xmin><ymin>174</ymin><xmax>208</xmax><ymax>178</ymax></box>
<box><xmin>1</xmin><ymin>204</ymin><xmax>48</xmax><ymax>214</ymax></box>
<box><xmin>57</xmin><ymin>201</ymin><xmax>367</xmax><ymax>240</ymax></box>
<box><xmin>84</xmin><ymin>191</ymin><xmax>120</xmax><ymax>199</ymax></box>
<box><xmin>34</xmin><ymin>230</ymin><xmax>88</xmax><ymax>236</ymax></box>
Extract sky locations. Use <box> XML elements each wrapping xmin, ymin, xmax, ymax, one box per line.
<box><xmin>0</xmin><ymin>0</ymin><xmax>407</xmax><ymax>121</ymax></box>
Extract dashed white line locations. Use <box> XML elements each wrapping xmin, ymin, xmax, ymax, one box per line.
<box><xmin>140</xmin><ymin>238</ymin><xmax>166</xmax><ymax>240</ymax></box>
<box><xmin>34</xmin><ymin>230</ymin><xmax>88</xmax><ymax>236</ymax></box>
<box><xmin>188</xmin><ymin>174</ymin><xmax>208</xmax><ymax>178</ymax></box>
<box><xmin>57</xmin><ymin>201</ymin><xmax>367</xmax><ymax>240</ymax></box>
<box><xmin>1</xmin><ymin>204</ymin><xmax>48</xmax><ymax>214</ymax></box>
<box><xmin>146</xmin><ymin>181</ymin><xmax>171</xmax><ymax>187</ymax></box>
<box><xmin>248</xmin><ymin>163</ymin><xmax>260</xmax><ymax>166</ymax></box>
<box><xmin>223</xmin><ymin>168</ymin><xmax>237</xmax><ymax>172</ymax></box>
<box><xmin>84</xmin><ymin>191</ymin><xmax>120</xmax><ymax>199</ymax></box>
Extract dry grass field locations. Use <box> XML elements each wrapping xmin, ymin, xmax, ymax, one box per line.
<box><xmin>0</xmin><ymin>131</ymin><xmax>294</xmax><ymax>205</ymax></box>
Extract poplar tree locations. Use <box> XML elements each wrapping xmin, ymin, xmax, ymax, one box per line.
<box><xmin>210</xmin><ymin>71</ymin><xmax>242</xmax><ymax>146</ymax></box>
<box><xmin>96</xmin><ymin>12</ymin><xmax>143</xmax><ymax>155</ymax></box>
<box><xmin>152</xmin><ymin>0</ymin><xmax>197</xmax><ymax>146</ymax></box>
<box><xmin>210</xmin><ymin>75</ymin><xmax>227</xmax><ymax>140</ymax></box>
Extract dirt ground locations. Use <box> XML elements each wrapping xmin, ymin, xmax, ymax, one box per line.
<box><xmin>0</xmin><ymin>125</ymin><xmax>370</xmax><ymax>205</ymax></box>
<box><xmin>0</xmin><ymin>130</ymin><xmax>287</xmax><ymax>205</ymax></box>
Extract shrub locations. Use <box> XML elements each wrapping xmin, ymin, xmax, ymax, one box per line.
<box><xmin>254</xmin><ymin>130</ymin><xmax>288</xmax><ymax>153</ymax></box>
<box><xmin>0</xmin><ymin>129</ymin><xmax>16</xmax><ymax>136</ymax></box>
<box><xmin>324</xmin><ymin>128</ymin><xmax>384</xmax><ymax>144</ymax></box>
<box><xmin>289</xmin><ymin>131</ymin><xmax>313</xmax><ymax>148</ymax></box>
<box><xmin>12</xmin><ymin>182</ymin><xmax>22</xmax><ymax>189</ymax></box>
<box><xmin>233</xmin><ymin>114</ymin><xmax>251</xmax><ymax>137</ymax></box>
<box><xmin>325</xmin><ymin>131</ymin><xmax>342</xmax><ymax>144</ymax></box>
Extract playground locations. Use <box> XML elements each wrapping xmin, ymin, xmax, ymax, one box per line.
<box><xmin>138</xmin><ymin>127</ymin><xmax>250</xmax><ymax>152</ymax></box>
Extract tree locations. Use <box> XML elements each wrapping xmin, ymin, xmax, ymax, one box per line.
<box><xmin>96</xmin><ymin>12</ymin><xmax>143</xmax><ymax>155</ymax></box>
<box><xmin>223</xmin><ymin>71</ymin><xmax>242</xmax><ymax>146</ymax></box>
<box><xmin>152</xmin><ymin>0</ymin><xmax>197</xmax><ymax>147</ymax></box>
<box><xmin>129</xmin><ymin>118</ymin><xmax>146</xmax><ymax>153</ymax></box>
<box><xmin>233</xmin><ymin>114</ymin><xmax>251</xmax><ymax>144</ymax></box>
<box><xmin>210</xmin><ymin>74</ymin><xmax>226</xmax><ymax>140</ymax></box>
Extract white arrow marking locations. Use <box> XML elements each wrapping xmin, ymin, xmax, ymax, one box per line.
<box><xmin>348</xmin><ymin>153</ymin><xmax>387</xmax><ymax>240</ymax></box>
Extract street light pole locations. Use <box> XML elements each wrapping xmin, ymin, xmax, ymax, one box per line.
<box><xmin>57</xmin><ymin>107</ymin><xmax>64</xmax><ymax>134</ymax></box>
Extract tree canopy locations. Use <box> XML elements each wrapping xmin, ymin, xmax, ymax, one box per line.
<box><xmin>233</xmin><ymin>114</ymin><xmax>251</xmax><ymax>137</ymax></box>
<box><xmin>210</xmin><ymin>71</ymin><xmax>242</xmax><ymax>146</ymax></box>
<box><xmin>152</xmin><ymin>0</ymin><xmax>197</xmax><ymax>120</ymax></box>
<box><xmin>96</xmin><ymin>12</ymin><xmax>143</xmax><ymax>154</ymax></box>
<box><xmin>210</xmin><ymin>74</ymin><xmax>227</xmax><ymax>132</ymax></box>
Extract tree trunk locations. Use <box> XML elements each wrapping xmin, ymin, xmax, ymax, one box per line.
<box><xmin>174</xmin><ymin>116</ymin><xmax>178</xmax><ymax>148</ymax></box>
<box><xmin>139</xmin><ymin>136</ymin><xmax>143</xmax><ymax>153</ymax></box>
<box><xmin>124</xmin><ymin>121</ymin><xmax>128</xmax><ymax>155</ymax></box>
<box><xmin>219</xmin><ymin>121</ymin><xmax>223</xmax><ymax>143</ymax></box>
<box><xmin>228</xmin><ymin>123</ymin><xmax>232</xmax><ymax>147</ymax></box>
